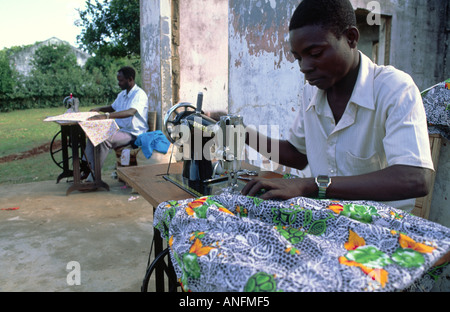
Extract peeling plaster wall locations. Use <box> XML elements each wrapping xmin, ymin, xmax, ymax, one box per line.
<box><xmin>228</xmin><ymin>0</ymin><xmax>301</xmax><ymax>141</ymax></box>
<box><xmin>178</xmin><ymin>0</ymin><xmax>228</xmax><ymax>113</ymax></box>
<box><xmin>228</xmin><ymin>0</ymin><xmax>306</xmax><ymax>174</ymax></box>
<box><xmin>140</xmin><ymin>0</ymin><xmax>173</xmax><ymax>130</ymax></box>
<box><xmin>140</xmin><ymin>0</ymin><xmax>162</xmax><ymax>128</ymax></box>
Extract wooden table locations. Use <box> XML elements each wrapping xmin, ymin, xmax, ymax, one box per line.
<box><xmin>55</xmin><ymin>122</ymin><xmax>109</xmax><ymax>195</ymax></box>
<box><xmin>117</xmin><ymin>162</ymin><xmax>282</xmax><ymax>205</ymax></box>
<box><xmin>117</xmin><ymin>161</ymin><xmax>282</xmax><ymax>291</ymax></box>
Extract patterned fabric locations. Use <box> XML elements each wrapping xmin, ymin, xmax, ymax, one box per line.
<box><xmin>44</xmin><ymin>112</ymin><xmax>119</xmax><ymax>146</ymax></box>
<box><xmin>154</xmin><ymin>192</ymin><xmax>450</xmax><ymax>292</ymax></box>
<box><xmin>79</xmin><ymin>120</ymin><xmax>119</xmax><ymax>146</ymax></box>
<box><xmin>422</xmin><ymin>78</ymin><xmax>450</xmax><ymax>140</ymax></box>
<box><xmin>43</xmin><ymin>112</ymin><xmax>98</xmax><ymax>123</ymax></box>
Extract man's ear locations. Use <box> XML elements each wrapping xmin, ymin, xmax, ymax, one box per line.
<box><xmin>345</xmin><ymin>26</ymin><xmax>360</xmax><ymax>49</ymax></box>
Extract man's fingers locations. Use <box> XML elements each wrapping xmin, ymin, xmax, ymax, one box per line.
<box><xmin>241</xmin><ymin>178</ymin><xmax>267</xmax><ymax>197</ymax></box>
<box><xmin>259</xmin><ymin>189</ymin><xmax>281</xmax><ymax>200</ymax></box>
<box><xmin>88</xmin><ymin>114</ymin><xmax>102</xmax><ymax>121</ymax></box>
<box><xmin>240</xmin><ymin>179</ymin><xmax>254</xmax><ymax>195</ymax></box>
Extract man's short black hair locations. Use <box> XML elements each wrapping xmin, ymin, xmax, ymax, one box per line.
<box><xmin>118</xmin><ymin>66</ymin><xmax>136</xmax><ymax>80</ymax></box>
<box><xmin>289</xmin><ymin>0</ymin><xmax>357</xmax><ymax>38</ymax></box>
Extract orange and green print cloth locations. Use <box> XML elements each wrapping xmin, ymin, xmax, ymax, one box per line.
<box><xmin>154</xmin><ymin>194</ymin><xmax>450</xmax><ymax>292</ymax></box>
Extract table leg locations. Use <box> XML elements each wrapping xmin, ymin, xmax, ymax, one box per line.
<box><xmin>56</xmin><ymin>125</ymin><xmax>73</xmax><ymax>183</ymax></box>
<box><xmin>66</xmin><ymin>125</ymin><xmax>109</xmax><ymax>195</ymax></box>
<box><xmin>154</xmin><ymin>228</ymin><xmax>165</xmax><ymax>292</ymax></box>
<box><xmin>92</xmin><ymin>144</ymin><xmax>110</xmax><ymax>191</ymax></box>
<box><xmin>72</xmin><ymin>125</ymin><xmax>82</xmax><ymax>184</ymax></box>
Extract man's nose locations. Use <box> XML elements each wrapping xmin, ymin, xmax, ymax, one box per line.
<box><xmin>299</xmin><ymin>59</ymin><xmax>314</xmax><ymax>74</ymax></box>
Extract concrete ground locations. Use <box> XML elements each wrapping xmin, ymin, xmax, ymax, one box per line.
<box><xmin>0</xmin><ymin>173</ymin><xmax>156</xmax><ymax>292</ymax></box>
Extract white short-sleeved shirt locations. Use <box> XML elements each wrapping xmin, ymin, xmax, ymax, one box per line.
<box><xmin>112</xmin><ymin>85</ymin><xmax>149</xmax><ymax>137</ymax></box>
<box><xmin>288</xmin><ymin>52</ymin><xmax>434</xmax><ymax>211</ymax></box>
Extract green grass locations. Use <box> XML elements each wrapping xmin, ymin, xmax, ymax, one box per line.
<box><xmin>0</xmin><ymin>107</ymin><xmax>63</xmax><ymax>157</ymax></box>
<box><xmin>0</xmin><ymin>106</ymin><xmax>116</xmax><ymax>185</ymax></box>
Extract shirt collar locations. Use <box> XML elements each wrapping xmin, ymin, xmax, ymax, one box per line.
<box><xmin>122</xmin><ymin>84</ymin><xmax>138</xmax><ymax>98</ymax></box>
<box><xmin>306</xmin><ymin>51</ymin><xmax>376</xmax><ymax>112</ymax></box>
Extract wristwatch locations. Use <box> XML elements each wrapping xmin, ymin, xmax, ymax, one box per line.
<box><xmin>105</xmin><ymin>112</ymin><xmax>110</xmax><ymax>119</ymax></box>
<box><xmin>315</xmin><ymin>175</ymin><xmax>331</xmax><ymax>199</ymax></box>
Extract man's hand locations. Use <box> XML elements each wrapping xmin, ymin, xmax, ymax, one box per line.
<box><xmin>241</xmin><ymin>165</ymin><xmax>433</xmax><ymax>202</ymax></box>
<box><xmin>241</xmin><ymin>177</ymin><xmax>317</xmax><ymax>200</ymax></box>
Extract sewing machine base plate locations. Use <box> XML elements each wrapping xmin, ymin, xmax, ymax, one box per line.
<box><xmin>163</xmin><ymin>174</ymin><xmax>246</xmax><ymax>197</ymax></box>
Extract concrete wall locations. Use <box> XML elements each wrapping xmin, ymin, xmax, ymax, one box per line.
<box><xmin>352</xmin><ymin>0</ymin><xmax>450</xmax><ymax>91</ymax></box>
<box><xmin>140</xmin><ymin>0</ymin><xmax>172</xmax><ymax>130</ymax></box>
<box><xmin>228</xmin><ymin>0</ymin><xmax>300</xmax><ymax>138</ymax></box>
<box><xmin>178</xmin><ymin>0</ymin><xmax>228</xmax><ymax>113</ymax></box>
<box><xmin>429</xmin><ymin>138</ymin><xmax>450</xmax><ymax>228</ymax></box>
<box><xmin>140</xmin><ymin>0</ymin><xmax>228</xmax><ymax>128</ymax></box>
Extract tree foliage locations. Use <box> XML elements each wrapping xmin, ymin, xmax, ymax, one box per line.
<box><xmin>31</xmin><ymin>44</ymin><xmax>78</xmax><ymax>75</ymax></box>
<box><xmin>0</xmin><ymin>50</ymin><xmax>15</xmax><ymax>96</ymax></box>
<box><xmin>0</xmin><ymin>0</ymin><xmax>142</xmax><ymax>112</ymax></box>
<box><xmin>76</xmin><ymin>0</ymin><xmax>140</xmax><ymax>58</ymax></box>
<box><xmin>0</xmin><ymin>43</ymin><xmax>140</xmax><ymax>112</ymax></box>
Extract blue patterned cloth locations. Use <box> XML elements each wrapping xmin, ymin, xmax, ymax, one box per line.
<box><xmin>422</xmin><ymin>79</ymin><xmax>450</xmax><ymax>140</ymax></box>
<box><xmin>154</xmin><ymin>192</ymin><xmax>450</xmax><ymax>292</ymax></box>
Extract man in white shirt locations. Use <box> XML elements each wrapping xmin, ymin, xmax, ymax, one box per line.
<box><xmin>241</xmin><ymin>0</ymin><xmax>434</xmax><ymax>212</ymax></box>
<box><xmin>83</xmin><ymin>66</ymin><xmax>149</xmax><ymax>180</ymax></box>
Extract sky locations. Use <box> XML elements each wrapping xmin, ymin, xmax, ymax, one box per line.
<box><xmin>0</xmin><ymin>0</ymin><xmax>88</xmax><ymax>50</ymax></box>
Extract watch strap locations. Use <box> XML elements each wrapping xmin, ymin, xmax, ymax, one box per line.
<box><xmin>315</xmin><ymin>175</ymin><xmax>331</xmax><ymax>199</ymax></box>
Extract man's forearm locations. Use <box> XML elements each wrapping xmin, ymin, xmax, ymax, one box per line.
<box><xmin>325</xmin><ymin>165</ymin><xmax>433</xmax><ymax>201</ymax></box>
<box><xmin>242</xmin><ymin>164</ymin><xmax>433</xmax><ymax>202</ymax></box>
<box><xmin>245</xmin><ymin>126</ymin><xmax>308</xmax><ymax>170</ymax></box>
<box><xmin>88</xmin><ymin>108</ymin><xmax>137</xmax><ymax>120</ymax></box>
<box><xmin>92</xmin><ymin>106</ymin><xmax>114</xmax><ymax>113</ymax></box>
<box><xmin>108</xmin><ymin>108</ymin><xmax>137</xmax><ymax>119</ymax></box>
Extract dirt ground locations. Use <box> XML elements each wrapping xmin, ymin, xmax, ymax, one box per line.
<box><xmin>0</xmin><ymin>172</ymin><xmax>156</xmax><ymax>292</ymax></box>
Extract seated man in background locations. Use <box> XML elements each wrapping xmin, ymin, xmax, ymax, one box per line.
<box><xmin>84</xmin><ymin>66</ymin><xmax>148</xmax><ymax>181</ymax></box>
<box><xmin>242</xmin><ymin>0</ymin><xmax>434</xmax><ymax>212</ymax></box>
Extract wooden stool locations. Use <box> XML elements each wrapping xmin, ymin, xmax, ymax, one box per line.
<box><xmin>113</xmin><ymin>111</ymin><xmax>157</xmax><ymax>169</ymax></box>
<box><xmin>412</xmin><ymin>133</ymin><xmax>442</xmax><ymax>219</ymax></box>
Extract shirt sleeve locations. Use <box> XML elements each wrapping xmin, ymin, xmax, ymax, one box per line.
<box><xmin>111</xmin><ymin>93</ymin><xmax>121</xmax><ymax>111</ymax></box>
<box><xmin>381</xmin><ymin>74</ymin><xmax>434</xmax><ymax>171</ymax></box>
<box><xmin>128</xmin><ymin>89</ymin><xmax>148</xmax><ymax>118</ymax></box>
<box><xmin>288</xmin><ymin>84</ymin><xmax>311</xmax><ymax>155</ymax></box>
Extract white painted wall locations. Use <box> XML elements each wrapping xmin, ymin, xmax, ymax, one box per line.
<box><xmin>178</xmin><ymin>0</ymin><xmax>229</xmax><ymax>113</ymax></box>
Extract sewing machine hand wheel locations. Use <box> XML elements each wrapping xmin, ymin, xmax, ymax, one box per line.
<box><xmin>163</xmin><ymin>102</ymin><xmax>197</xmax><ymax>143</ymax></box>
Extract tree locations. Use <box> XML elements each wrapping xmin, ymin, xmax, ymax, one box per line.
<box><xmin>76</xmin><ymin>0</ymin><xmax>140</xmax><ymax>58</ymax></box>
<box><xmin>25</xmin><ymin>43</ymin><xmax>85</xmax><ymax>104</ymax></box>
<box><xmin>0</xmin><ymin>50</ymin><xmax>15</xmax><ymax>97</ymax></box>
<box><xmin>31</xmin><ymin>44</ymin><xmax>78</xmax><ymax>75</ymax></box>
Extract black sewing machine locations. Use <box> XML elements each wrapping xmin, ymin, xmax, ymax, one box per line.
<box><xmin>162</xmin><ymin>92</ymin><xmax>254</xmax><ymax>197</ymax></box>
<box><xmin>63</xmin><ymin>93</ymin><xmax>79</xmax><ymax>112</ymax></box>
